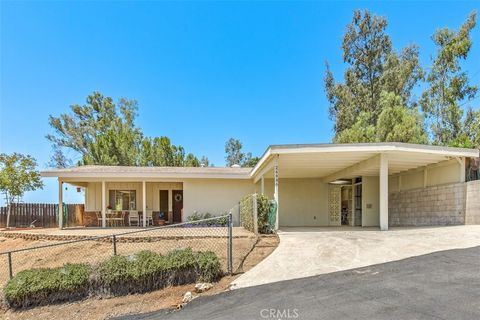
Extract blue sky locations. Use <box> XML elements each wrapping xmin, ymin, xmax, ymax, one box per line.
<box><xmin>1</xmin><ymin>1</ymin><xmax>479</xmax><ymax>204</ymax></box>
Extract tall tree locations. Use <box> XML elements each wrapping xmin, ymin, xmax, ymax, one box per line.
<box><xmin>48</xmin><ymin>92</ymin><xmax>201</xmax><ymax>167</ymax></box>
<box><xmin>224</xmin><ymin>138</ymin><xmax>259</xmax><ymax>167</ymax></box>
<box><xmin>420</xmin><ymin>11</ymin><xmax>477</xmax><ymax>146</ymax></box>
<box><xmin>325</xmin><ymin>10</ymin><xmax>425</xmax><ymax>143</ymax></box>
<box><xmin>0</xmin><ymin>153</ymin><xmax>43</xmax><ymax>228</ymax></box>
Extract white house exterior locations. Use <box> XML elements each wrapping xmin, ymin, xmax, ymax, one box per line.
<box><xmin>41</xmin><ymin>142</ymin><xmax>480</xmax><ymax>230</ymax></box>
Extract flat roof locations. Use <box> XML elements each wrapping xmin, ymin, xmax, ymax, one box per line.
<box><xmin>41</xmin><ymin>143</ymin><xmax>478</xmax><ymax>180</ymax></box>
<box><xmin>41</xmin><ymin>165</ymin><xmax>252</xmax><ymax>179</ymax></box>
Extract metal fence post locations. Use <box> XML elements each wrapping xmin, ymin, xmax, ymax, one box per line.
<box><xmin>112</xmin><ymin>235</ymin><xmax>117</xmax><ymax>256</ymax></box>
<box><xmin>228</xmin><ymin>212</ymin><xmax>233</xmax><ymax>275</ymax></box>
<box><xmin>7</xmin><ymin>252</ymin><xmax>13</xmax><ymax>279</ymax></box>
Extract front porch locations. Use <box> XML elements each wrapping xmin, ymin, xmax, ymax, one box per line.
<box><xmin>58</xmin><ymin>180</ymin><xmax>184</xmax><ymax>229</ymax></box>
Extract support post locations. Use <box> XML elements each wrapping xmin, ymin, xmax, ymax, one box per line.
<box><xmin>379</xmin><ymin>153</ymin><xmax>389</xmax><ymax>231</ymax></box>
<box><xmin>252</xmin><ymin>193</ymin><xmax>258</xmax><ymax>234</ymax></box>
<box><xmin>227</xmin><ymin>212</ymin><xmax>233</xmax><ymax>274</ymax></box>
<box><xmin>112</xmin><ymin>235</ymin><xmax>117</xmax><ymax>256</ymax></box>
<box><xmin>261</xmin><ymin>176</ymin><xmax>265</xmax><ymax>194</ymax></box>
<box><xmin>350</xmin><ymin>183</ymin><xmax>355</xmax><ymax>226</ymax></box>
<box><xmin>58</xmin><ymin>180</ymin><xmax>64</xmax><ymax>229</ymax></box>
<box><xmin>459</xmin><ymin>157</ymin><xmax>466</xmax><ymax>183</ymax></box>
<box><xmin>7</xmin><ymin>252</ymin><xmax>13</xmax><ymax>279</ymax></box>
<box><xmin>142</xmin><ymin>181</ymin><xmax>147</xmax><ymax>227</ymax></box>
<box><xmin>274</xmin><ymin>155</ymin><xmax>279</xmax><ymax>230</ymax></box>
<box><xmin>423</xmin><ymin>168</ymin><xmax>428</xmax><ymax>188</ymax></box>
<box><xmin>101</xmin><ymin>181</ymin><xmax>106</xmax><ymax>228</ymax></box>
<box><xmin>168</xmin><ymin>189</ymin><xmax>173</xmax><ymax>223</ymax></box>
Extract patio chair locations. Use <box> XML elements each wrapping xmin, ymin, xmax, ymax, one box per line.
<box><xmin>128</xmin><ymin>210</ymin><xmax>140</xmax><ymax>227</ymax></box>
<box><xmin>112</xmin><ymin>211</ymin><xmax>126</xmax><ymax>227</ymax></box>
<box><xmin>95</xmin><ymin>211</ymin><xmax>102</xmax><ymax>227</ymax></box>
<box><xmin>146</xmin><ymin>209</ymin><xmax>154</xmax><ymax>226</ymax></box>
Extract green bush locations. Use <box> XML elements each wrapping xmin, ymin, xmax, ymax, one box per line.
<box><xmin>3</xmin><ymin>249</ymin><xmax>223</xmax><ymax>309</ymax></box>
<box><xmin>187</xmin><ymin>211</ymin><xmax>228</xmax><ymax>226</ymax></box>
<box><xmin>95</xmin><ymin>249</ymin><xmax>222</xmax><ymax>296</ymax></box>
<box><xmin>4</xmin><ymin>264</ymin><xmax>90</xmax><ymax>309</ymax></box>
<box><xmin>240</xmin><ymin>194</ymin><xmax>273</xmax><ymax>233</ymax></box>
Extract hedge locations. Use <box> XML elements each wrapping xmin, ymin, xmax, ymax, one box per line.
<box><xmin>4</xmin><ymin>263</ymin><xmax>91</xmax><ymax>309</ymax></box>
<box><xmin>94</xmin><ymin>249</ymin><xmax>222</xmax><ymax>296</ymax></box>
<box><xmin>3</xmin><ymin>249</ymin><xmax>223</xmax><ymax>309</ymax></box>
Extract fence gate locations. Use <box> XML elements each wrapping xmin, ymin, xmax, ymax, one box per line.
<box><xmin>328</xmin><ymin>186</ymin><xmax>341</xmax><ymax>226</ymax></box>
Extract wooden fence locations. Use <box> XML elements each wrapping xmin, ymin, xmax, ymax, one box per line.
<box><xmin>0</xmin><ymin>203</ymin><xmax>84</xmax><ymax>228</ymax></box>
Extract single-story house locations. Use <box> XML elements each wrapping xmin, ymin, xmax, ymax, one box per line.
<box><xmin>41</xmin><ymin>142</ymin><xmax>480</xmax><ymax>230</ymax></box>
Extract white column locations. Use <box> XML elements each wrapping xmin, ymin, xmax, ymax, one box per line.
<box><xmin>58</xmin><ymin>180</ymin><xmax>64</xmax><ymax>229</ymax></box>
<box><xmin>168</xmin><ymin>189</ymin><xmax>173</xmax><ymax>223</ymax></box>
<box><xmin>274</xmin><ymin>155</ymin><xmax>279</xmax><ymax>230</ymax></box>
<box><xmin>350</xmin><ymin>183</ymin><xmax>355</xmax><ymax>226</ymax></box>
<box><xmin>379</xmin><ymin>153</ymin><xmax>389</xmax><ymax>231</ymax></box>
<box><xmin>101</xmin><ymin>181</ymin><xmax>106</xmax><ymax>228</ymax></box>
<box><xmin>142</xmin><ymin>181</ymin><xmax>147</xmax><ymax>227</ymax></box>
<box><xmin>459</xmin><ymin>157</ymin><xmax>466</xmax><ymax>182</ymax></box>
<box><xmin>261</xmin><ymin>176</ymin><xmax>265</xmax><ymax>194</ymax></box>
<box><xmin>423</xmin><ymin>168</ymin><xmax>428</xmax><ymax>188</ymax></box>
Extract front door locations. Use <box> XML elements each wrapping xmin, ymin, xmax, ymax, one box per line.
<box><xmin>172</xmin><ymin>190</ymin><xmax>183</xmax><ymax>223</ymax></box>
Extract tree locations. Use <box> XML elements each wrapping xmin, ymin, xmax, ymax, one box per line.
<box><xmin>224</xmin><ymin>138</ymin><xmax>259</xmax><ymax>167</ymax></box>
<box><xmin>420</xmin><ymin>11</ymin><xmax>478</xmax><ymax>146</ymax></box>
<box><xmin>325</xmin><ymin>10</ymin><xmax>425</xmax><ymax>143</ymax></box>
<box><xmin>200</xmin><ymin>156</ymin><xmax>210</xmax><ymax>167</ymax></box>
<box><xmin>376</xmin><ymin>92</ymin><xmax>428</xmax><ymax>144</ymax></box>
<box><xmin>0</xmin><ymin>153</ymin><xmax>44</xmax><ymax>228</ymax></box>
<box><xmin>47</xmin><ymin>92</ymin><xmax>201</xmax><ymax>167</ymax></box>
<box><xmin>48</xmin><ymin>145</ymin><xmax>72</xmax><ymax>168</ymax></box>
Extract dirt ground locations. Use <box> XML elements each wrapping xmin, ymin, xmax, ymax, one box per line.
<box><xmin>0</xmin><ymin>232</ymin><xmax>256</xmax><ymax>286</ymax></box>
<box><xmin>0</xmin><ymin>235</ymin><xmax>279</xmax><ymax>320</ymax></box>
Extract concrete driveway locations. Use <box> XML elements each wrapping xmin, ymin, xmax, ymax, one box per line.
<box><xmin>231</xmin><ymin>225</ymin><xmax>480</xmax><ymax>289</ymax></box>
<box><xmin>119</xmin><ymin>246</ymin><xmax>480</xmax><ymax>320</ymax></box>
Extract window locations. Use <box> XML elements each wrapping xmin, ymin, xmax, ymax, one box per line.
<box><xmin>109</xmin><ymin>190</ymin><xmax>136</xmax><ymax>210</ymax></box>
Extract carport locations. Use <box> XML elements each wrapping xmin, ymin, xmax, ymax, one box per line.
<box><xmin>250</xmin><ymin>143</ymin><xmax>477</xmax><ymax>230</ymax></box>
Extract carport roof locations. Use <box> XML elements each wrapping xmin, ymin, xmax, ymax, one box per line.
<box><xmin>251</xmin><ymin>142</ymin><xmax>479</xmax><ymax>181</ymax></box>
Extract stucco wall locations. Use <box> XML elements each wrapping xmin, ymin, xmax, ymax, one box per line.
<box><xmin>389</xmin><ymin>182</ymin><xmax>466</xmax><ymax>226</ymax></box>
<box><xmin>362</xmin><ymin>176</ymin><xmax>380</xmax><ymax>227</ymax></box>
<box><xmin>465</xmin><ymin>180</ymin><xmax>480</xmax><ymax>224</ymax></box>
<box><xmin>389</xmin><ymin>159</ymin><xmax>461</xmax><ymax>193</ymax></box>
<box><xmin>182</xmin><ymin>179</ymin><xmax>254</xmax><ymax>225</ymax></box>
<box><xmin>276</xmin><ymin>178</ymin><xmax>329</xmax><ymax>227</ymax></box>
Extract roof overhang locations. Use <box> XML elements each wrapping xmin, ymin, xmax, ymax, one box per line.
<box><xmin>250</xmin><ymin>142</ymin><xmax>479</xmax><ymax>181</ymax></box>
<box><xmin>41</xmin><ymin>167</ymin><xmax>252</xmax><ymax>180</ymax></box>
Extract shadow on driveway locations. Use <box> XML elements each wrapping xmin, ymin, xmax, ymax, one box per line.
<box><xmin>116</xmin><ymin>246</ymin><xmax>480</xmax><ymax>320</ymax></box>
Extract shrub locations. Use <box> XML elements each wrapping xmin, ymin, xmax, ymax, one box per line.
<box><xmin>3</xmin><ymin>249</ymin><xmax>223</xmax><ymax>308</ymax></box>
<box><xmin>187</xmin><ymin>211</ymin><xmax>228</xmax><ymax>226</ymax></box>
<box><xmin>4</xmin><ymin>263</ymin><xmax>90</xmax><ymax>309</ymax></box>
<box><xmin>95</xmin><ymin>249</ymin><xmax>222</xmax><ymax>296</ymax></box>
<box><xmin>240</xmin><ymin>194</ymin><xmax>273</xmax><ymax>233</ymax></box>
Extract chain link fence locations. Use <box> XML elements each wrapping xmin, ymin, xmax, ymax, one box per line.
<box><xmin>0</xmin><ymin>214</ymin><xmax>259</xmax><ymax>287</ymax></box>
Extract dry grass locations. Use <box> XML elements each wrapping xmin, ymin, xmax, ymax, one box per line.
<box><xmin>0</xmin><ymin>235</ymin><xmax>279</xmax><ymax>320</ymax></box>
<box><xmin>0</xmin><ymin>228</ymin><xmax>257</xmax><ymax>285</ymax></box>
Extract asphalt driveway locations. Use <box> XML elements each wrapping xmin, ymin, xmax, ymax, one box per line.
<box><xmin>232</xmin><ymin>225</ymin><xmax>480</xmax><ymax>288</ymax></box>
<box><xmin>118</xmin><ymin>245</ymin><xmax>480</xmax><ymax>320</ymax></box>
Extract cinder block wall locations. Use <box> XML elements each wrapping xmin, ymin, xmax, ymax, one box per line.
<box><xmin>389</xmin><ymin>183</ymin><xmax>466</xmax><ymax>226</ymax></box>
<box><xmin>465</xmin><ymin>180</ymin><xmax>480</xmax><ymax>224</ymax></box>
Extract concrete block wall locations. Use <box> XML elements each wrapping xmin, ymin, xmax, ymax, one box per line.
<box><xmin>389</xmin><ymin>183</ymin><xmax>466</xmax><ymax>226</ymax></box>
<box><xmin>465</xmin><ymin>180</ymin><xmax>480</xmax><ymax>224</ymax></box>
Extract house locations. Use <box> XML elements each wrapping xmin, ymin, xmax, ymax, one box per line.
<box><xmin>41</xmin><ymin>142</ymin><xmax>480</xmax><ymax>230</ymax></box>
